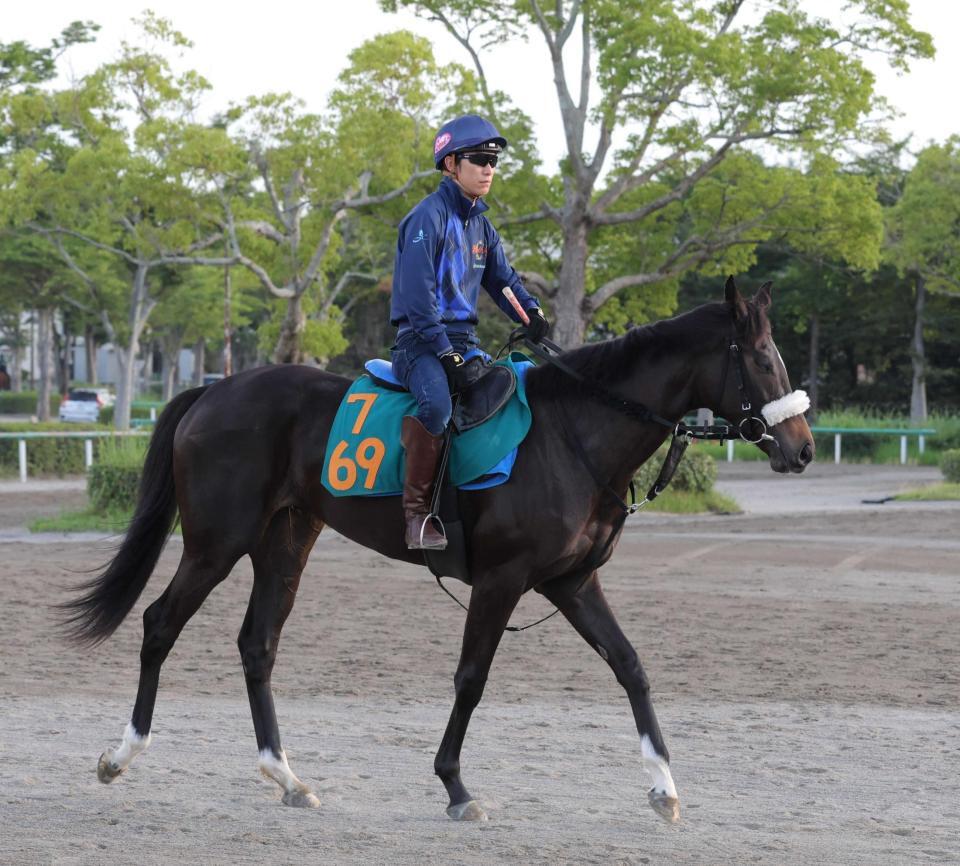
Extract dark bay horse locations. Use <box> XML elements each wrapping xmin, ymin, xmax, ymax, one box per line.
<box><xmin>62</xmin><ymin>277</ymin><xmax>813</xmax><ymax>824</ymax></box>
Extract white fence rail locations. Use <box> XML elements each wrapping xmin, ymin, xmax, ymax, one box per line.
<box><xmin>0</xmin><ymin>431</ymin><xmax>150</xmax><ymax>483</ymax></box>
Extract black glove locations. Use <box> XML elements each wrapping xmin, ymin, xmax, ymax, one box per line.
<box><xmin>524</xmin><ymin>307</ymin><xmax>550</xmax><ymax>343</ymax></box>
<box><xmin>439</xmin><ymin>350</ymin><xmax>471</xmax><ymax>393</ymax></box>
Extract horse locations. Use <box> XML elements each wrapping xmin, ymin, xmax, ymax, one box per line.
<box><xmin>61</xmin><ymin>276</ymin><xmax>813</xmax><ymax>824</ymax></box>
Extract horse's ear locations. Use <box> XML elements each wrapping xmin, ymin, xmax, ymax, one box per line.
<box><xmin>754</xmin><ymin>280</ymin><xmax>773</xmax><ymax>310</ymax></box>
<box><xmin>724</xmin><ymin>275</ymin><xmax>738</xmax><ymax>304</ymax></box>
<box><xmin>724</xmin><ymin>275</ymin><xmax>747</xmax><ymax>321</ymax></box>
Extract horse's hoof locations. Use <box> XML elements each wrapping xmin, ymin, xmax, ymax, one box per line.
<box><xmin>282</xmin><ymin>789</ymin><xmax>320</xmax><ymax>808</ymax></box>
<box><xmin>97</xmin><ymin>751</ymin><xmax>124</xmax><ymax>784</ymax></box>
<box><xmin>648</xmin><ymin>788</ymin><xmax>680</xmax><ymax>823</ymax></box>
<box><xmin>446</xmin><ymin>799</ymin><xmax>488</xmax><ymax>821</ymax></box>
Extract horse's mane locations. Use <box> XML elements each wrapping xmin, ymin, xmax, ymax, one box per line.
<box><xmin>525</xmin><ymin>301</ymin><xmax>746</xmax><ymax>401</ymax></box>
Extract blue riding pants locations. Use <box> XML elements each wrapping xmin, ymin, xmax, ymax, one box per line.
<box><xmin>391</xmin><ymin>330</ymin><xmax>479</xmax><ymax>435</ymax></box>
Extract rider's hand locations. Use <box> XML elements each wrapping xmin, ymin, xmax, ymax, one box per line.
<box><xmin>439</xmin><ymin>351</ymin><xmax>471</xmax><ymax>393</ymax></box>
<box><xmin>524</xmin><ymin>308</ymin><xmax>550</xmax><ymax>343</ymax></box>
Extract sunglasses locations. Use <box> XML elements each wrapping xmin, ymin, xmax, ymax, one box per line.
<box><xmin>458</xmin><ymin>152</ymin><xmax>499</xmax><ymax>168</ymax></box>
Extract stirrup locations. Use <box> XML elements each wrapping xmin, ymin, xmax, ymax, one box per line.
<box><xmin>421</xmin><ymin>514</ymin><xmax>446</xmax><ymax>547</ymax></box>
<box><xmin>410</xmin><ymin>514</ymin><xmax>446</xmax><ymax>550</ymax></box>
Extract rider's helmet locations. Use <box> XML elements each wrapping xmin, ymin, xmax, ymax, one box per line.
<box><xmin>433</xmin><ymin>114</ymin><xmax>507</xmax><ymax>170</ymax></box>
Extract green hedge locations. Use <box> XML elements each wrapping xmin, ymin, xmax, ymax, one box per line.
<box><xmin>0</xmin><ymin>422</ymin><xmax>111</xmax><ymax>476</ymax></box>
<box><xmin>634</xmin><ymin>445</ymin><xmax>718</xmax><ymax>495</ymax></box>
<box><xmin>87</xmin><ymin>438</ymin><xmax>147</xmax><ymax>511</ymax></box>
<box><xmin>941</xmin><ymin>450</ymin><xmax>960</xmax><ymax>483</ymax></box>
<box><xmin>0</xmin><ymin>391</ymin><xmax>62</xmax><ymax>414</ymax></box>
<box><xmin>99</xmin><ymin>404</ymin><xmax>154</xmax><ymax>425</ymax></box>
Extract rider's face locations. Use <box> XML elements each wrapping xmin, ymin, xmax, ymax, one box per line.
<box><xmin>446</xmin><ymin>152</ymin><xmax>496</xmax><ymax>199</ymax></box>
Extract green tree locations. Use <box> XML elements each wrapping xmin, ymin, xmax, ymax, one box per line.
<box><xmin>222</xmin><ymin>31</ymin><xmax>472</xmax><ymax>364</ymax></box>
<box><xmin>0</xmin><ymin>233</ymin><xmax>86</xmax><ymax>415</ymax></box>
<box><xmin>886</xmin><ymin>138</ymin><xmax>960</xmax><ymax>421</ymax></box>
<box><xmin>384</xmin><ymin>0</ymin><xmax>932</xmax><ymax>344</ymax></box>
<box><xmin>0</xmin><ymin>22</ymin><xmax>100</xmax><ymax>394</ymax></box>
<box><xmin>3</xmin><ymin>14</ymin><xmax>246</xmax><ymax>428</ymax></box>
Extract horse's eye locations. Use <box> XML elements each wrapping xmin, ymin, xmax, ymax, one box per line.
<box><xmin>755</xmin><ymin>353</ymin><xmax>774</xmax><ymax>374</ymax></box>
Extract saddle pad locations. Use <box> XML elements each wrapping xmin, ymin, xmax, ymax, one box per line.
<box><xmin>322</xmin><ymin>353</ymin><xmax>532</xmax><ymax>497</ymax></box>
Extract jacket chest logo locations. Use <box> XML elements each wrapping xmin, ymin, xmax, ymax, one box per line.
<box><xmin>471</xmin><ymin>241</ymin><xmax>487</xmax><ymax>270</ymax></box>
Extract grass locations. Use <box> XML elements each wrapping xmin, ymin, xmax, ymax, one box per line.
<box><xmin>894</xmin><ymin>483</ymin><xmax>960</xmax><ymax>502</ymax></box>
<box><xmin>639</xmin><ymin>488</ymin><xmax>741</xmax><ymax>514</ymax></box>
<box><xmin>30</xmin><ymin>506</ymin><xmax>135</xmax><ymax>533</ymax></box>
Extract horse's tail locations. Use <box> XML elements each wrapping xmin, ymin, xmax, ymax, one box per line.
<box><xmin>59</xmin><ymin>386</ymin><xmax>208</xmax><ymax>645</ymax></box>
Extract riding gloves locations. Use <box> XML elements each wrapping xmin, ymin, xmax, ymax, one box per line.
<box><xmin>439</xmin><ymin>350</ymin><xmax>472</xmax><ymax>393</ymax></box>
<box><xmin>524</xmin><ymin>308</ymin><xmax>550</xmax><ymax>343</ymax></box>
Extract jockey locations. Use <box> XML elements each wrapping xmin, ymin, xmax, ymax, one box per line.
<box><xmin>390</xmin><ymin>113</ymin><xmax>549</xmax><ymax>550</ymax></box>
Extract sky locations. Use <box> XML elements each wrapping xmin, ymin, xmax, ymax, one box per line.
<box><xmin>5</xmin><ymin>0</ymin><xmax>958</xmax><ymax>170</ymax></box>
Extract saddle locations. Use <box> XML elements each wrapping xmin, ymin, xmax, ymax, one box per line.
<box><xmin>363</xmin><ymin>353</ymin><xmax>516</xmax><ymax>432</ymax></box>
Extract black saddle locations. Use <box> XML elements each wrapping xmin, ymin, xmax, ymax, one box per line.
<box><xmin>364</xmin><ymin>357</ymin><xmax>516</xmax><ymax>432</ymax></box>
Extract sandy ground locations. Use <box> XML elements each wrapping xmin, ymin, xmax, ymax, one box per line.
<box><xmin>1</xmin><ymin>462</ymin><xmax>958</xmax><ymax>865</ymax></box>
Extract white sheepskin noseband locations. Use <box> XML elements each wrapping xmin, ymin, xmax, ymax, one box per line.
<box><xmin>761</xmin><ymin>390</ymin><xmax>810</xmax><ymax>426</ymax></box>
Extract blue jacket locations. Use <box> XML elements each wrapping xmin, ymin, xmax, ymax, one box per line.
<box><xmin>390</xmin><ymin>176</ymin><xmax>540</xmax><ymax>356</ymax></box>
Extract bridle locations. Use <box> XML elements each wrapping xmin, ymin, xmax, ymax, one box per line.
<box><xmin>511</xmin><ymin>317</ymin><xmax>809</xmax><ymax>507</ymax></box>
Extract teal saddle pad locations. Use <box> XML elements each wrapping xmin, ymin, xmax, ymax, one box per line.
<box><xmin>322</xmin><ymin>353</ymin><xmax>532</xmax><ymax>497</ymax></box>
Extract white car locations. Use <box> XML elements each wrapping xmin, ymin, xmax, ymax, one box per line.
<box><xmin>59</xmin><ymin>389</ymin><xmax>104</xmax><ymax>424</ymax></box>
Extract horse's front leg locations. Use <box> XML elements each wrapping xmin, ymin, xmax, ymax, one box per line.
<box><xmin>434</xmin><ymin>574</ymin><xmax>523</xmax><ymax>821</ymax></box>
<box><xmin>539</xmin><ymin>571</ymin><xmax>680</xmax><ymax>823</ymax></box>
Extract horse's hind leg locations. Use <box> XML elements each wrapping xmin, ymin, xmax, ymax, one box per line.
<box><xmin>539</xmin><ymin>571</ymin><xmax>681</xmax><ymax>823</ymax></box>
<box><xmin>241</xmin><ymin>507</ymin><xmax>322</xmax><ymax>808</ymax></box>
<box><xmin>97</xmin><ymin>548</ymin><xmax>241</xmax><ymax>783</ymax></box>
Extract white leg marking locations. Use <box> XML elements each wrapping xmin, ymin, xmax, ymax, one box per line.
<box><xmin>641</xmin><ymin>735</ymin><xmax>678</xmax><ymax>799</ymax></box>
<box><xmin>113</xmin><ymin>722</ymin><xmax>151</xmax><ymax>769</ymax></box>
<box><xmin>258</xmin><ymin>748</ymin><xmax>320</xmax><ymax>807</ymax></box>
<box><xmin>98</xmin><ymin>721</ymin><xmax>151</xmax><ymax>782</ymax></box>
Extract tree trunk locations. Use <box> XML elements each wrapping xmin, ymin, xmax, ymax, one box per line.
<box><xmin>909</xmin><ymin>273</ymin><xmax>927</xmax><ymax>424</ymax></box>
<box><xmin>192</xmin><ymin>338</ymin><xmax>206</xmax><ymax>387</ymax></box>
<box><xmin>552</xmin><ymin>219</ymin><xmax>590</xmax><ymax>347</ymax></box>
<box><xmin>139</xmin><ymin>339</ymin><xmax>155</xmax><ymax>397</ymax></box>
<box><xmin>11</xmin><ymin>342</ymin><xmax>23</xmax><ymax>392</ymax></box>
<box><xmin>160</xmin><ymin>332</ymin><xmax>183</xmax><ymax>402</ymax></box>
<box><xmin>85</xmin><ymin>323</ymin><xmax>98</xmax><ymax>385</ymax></box>
<box><xmin>113</xmin><ymin>345</ymin><xmax>138</xmax><ymax>431</ymax></box>
<box><xmin>273</xmin><ymin>295</ymin><xmax>306</xmax><ymax>364</ymax></box>
<box><xmin>807</xmin><ymin>312</ymin><xmax>820</xmax><ymax>423</ymax></box>
<box><xmin>223</xmin><ymin>262</ymin><xmax>233</xmax><ymax>376</ymax></box>
<box><xmin>53</xmin><ymin>319</ymin><xmax>70</xmax><ymax>395</ymax></box>
<box><xmin>162</xmin><ymin>358</ymin><xmax>178</xmax><ymax>401</ymax></box>
<box><xmin>35</xmin><ymin>307</ymin><xmax>54</xmax><ymax>421</ymax></box>
<box><xmin>112</xmin><ymin>270</ymin><xmax>153</xmax><ymax>430</ymax></box>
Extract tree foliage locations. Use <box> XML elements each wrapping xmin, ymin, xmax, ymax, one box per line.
<box><xmin>383</xmin><ymin>0</ymin><xmax>933</xmax><ymax>343</ymax></box>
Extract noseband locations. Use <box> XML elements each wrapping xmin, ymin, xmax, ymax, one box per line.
<box><xmin>718</xmin><ymin>335</ymin><xmax>810</xmax><ymax>445</ymax></box>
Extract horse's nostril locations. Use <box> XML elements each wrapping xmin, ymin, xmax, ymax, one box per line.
<box><xmin>798</xmin><ymin>442</ymin><xmax>813</xmax><ymax>465</ymax></box>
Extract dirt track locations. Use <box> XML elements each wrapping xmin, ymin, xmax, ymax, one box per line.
<box><xmin>1</xmin><ymin>464</ymin><xmax>958</xmax><ymax>864</ymax></box>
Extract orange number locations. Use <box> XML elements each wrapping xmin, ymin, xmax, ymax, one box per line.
<box><xmin>356</xmin><ymin>437</ymin><xmax>386</xmax><ymax>489</ymax></box>
<box><xmin>347</xmin><ymin>392</ymin><xmax>378</xmax><ymax>434</ymax></box>
<box><xmin>327</xmin><ymin>440</ymin><xmax>357</xmax><ymax>491</ymax></box>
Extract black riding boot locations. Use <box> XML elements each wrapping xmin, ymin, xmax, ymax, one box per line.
<box><xmin>401</xmin><ymin>415</ymin><xmax>448</xmax><ymax>550</ymax></box>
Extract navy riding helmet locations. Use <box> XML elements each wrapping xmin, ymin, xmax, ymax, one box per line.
<box><xmin>433</xmin><ymin>115</ymin><xmax>508</xmax><ymax>169</ymax></box>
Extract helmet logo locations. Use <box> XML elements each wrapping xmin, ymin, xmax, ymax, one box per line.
<box><xmin>434</xmin><ymin>132</ymin><xmax>452</xmax><ymax>155</ymax></box>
